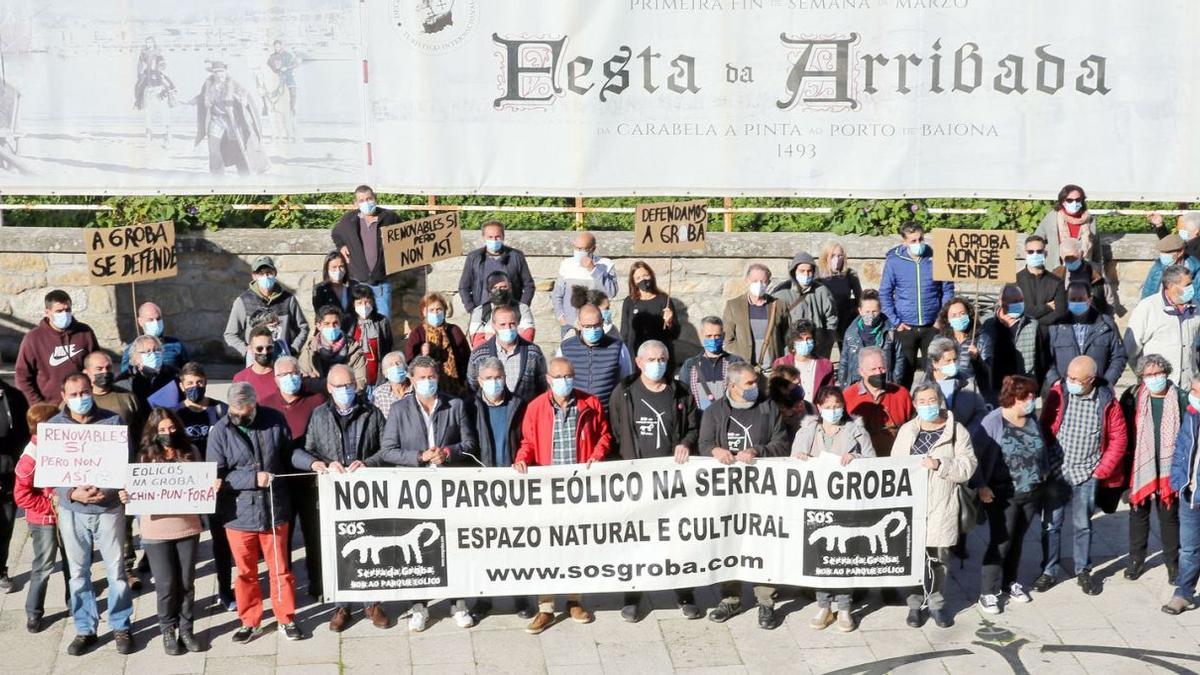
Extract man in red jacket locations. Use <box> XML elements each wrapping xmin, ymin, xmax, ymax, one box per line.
<box><xmin>15</xmin><ymin>290</ymin><xmax>99</xmax><ymax>405</ymax></box>
<box><xmin>1037</xmin><ymin>355</ymin><xmax>1128</xmax><ymax>596</ymax></box>
<box><xmin>514</xmin><ymin>357</ymin><xmax>611</xmax><ymax>635</ymax></box>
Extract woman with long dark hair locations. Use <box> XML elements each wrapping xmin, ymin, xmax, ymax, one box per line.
<box><xmin>620</xmin><ymin>261</ymin><xmax>681</xmax><ymax>363</ymax></box>
<box><xmin>119</xmin><ymin>408</ymin><xmax>209</xmax><ymax>655</ymax></box>
<box><xmin>312</xmin><ymin>250</ymin><xmax>356</xmax><ymax>330</ymax></box>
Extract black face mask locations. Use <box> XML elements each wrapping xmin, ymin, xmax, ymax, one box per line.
<box><xmin>867</xmin><ymin>374</ymin><xmax>887</xmax><ymax>389</ymax></box>
<box><xmin>489</xmin><ymin>289</ymin><xmax>512</xmax><ymax>306</ymax></box>
<box><xmin>253</xmin><ymin>350</ymin><xmax>275</xmax><ymax>367</ymax></box>
<box><xmin>155</xmin><ymin>433</ymin><xmax>175</xmax><ymax>448</ymax></box>
<box><xmin>92</xmin><ymin>372</ymin><xmax>113</xmax><ymax>390</ymax></box>
<box><xmin>184</xmin><ymin>385</ymin><xmax>206</xmax><ymax>403</ymax></box>
<box><xmin>229</xmin><ymin>411</ymin><xmax>256</xmax><ymax>428</ymax></box>
<box><xmin>637</xmin><ymin>279</ymin><xmax>653</xmax><ymax>292</ymax></box>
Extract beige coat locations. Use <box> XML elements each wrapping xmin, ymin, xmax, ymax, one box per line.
<box><xmin>891</xmin><ymin>412</ymin><xmax>978</xmax><ymax>548</ymax></box>
<box><xmin>298</xmin><ymin>334</ymin><xmax>368</xmax><ymax>390</ymax></box>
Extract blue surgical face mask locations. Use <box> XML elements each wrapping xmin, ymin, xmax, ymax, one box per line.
<box><xmin>819</xmin><ymin>407</ymin><xmax>844</xmax><ymax>424</ymax></box>
<box><xmin>385</xmin><ymin>365</ymin><xmax>406</xmax><ymax>384</ymax></box>
<box><xmin>321</xmin><ymin>326</ymin><xmax>342</xmax><ymax>343</ymax></box>
<box><xmin>794</xmin><ymin>339</ymin><xmax>814</xmax><ymax>357</ymax></box>
<box><xmin>1190</xmin><ymin>393</ymin><xmax>1200</xmax><ymax>410</ymax></box>
<box><xmin>51</xmin><ymin>311</ymin><xmax>73</xmax><ymax>330</ymax></box>
<box><xmin>1160</xmin><ymin>253</ymin><xmax>1178</xmax><ymax>266</ymax></box>
<box><xmin>948</xmin><ymin>316</ymin><xmax>970</xmax><ymax>332</ymax></box>
<box><xmin>1006</xmin><ymin>302</ymin><xmax>1025</xmax><ymax>318</ymax></box>
<box><xmin>358</xmin><ymin>200</ymin><xmax>376</xmax><ymax>216</ymax></box>
<box><xmin>702</xmin><ymin>337</ymin><xmax>724</xmax><ymax>354</ymax></box>
<box><xmin>907</xmin><ymin>242</ymin><xmax>925</xmax><ymax>257</ymax></box>
<box><xmin>141</xmin><ymin>351</ymin><xmax>161</xmax><ymax>371</ymax></box>
<box><xmin>796</xmin><ymin>273</ymin><xmax>813</xmax><ymax>287</ymax></box>
<box><xmin>1064</xmin><ymin>200</ymin><xmax>1083</xmax><ymax>215</ymax></box>
<box><xmin>332</xmin><ymin>385</ymin><xmax>356</xmax><ymax>406</ymax></box>
<box><xmin>1144</xmin><ymin>375</ymin><xmax>1169</xmax><ymax>394</ymax></box>
<box><xmin>1068</xmin><ymin>301</ymin><xmax>1089</xmax><ymax>316</ymax></box>
<box><xmin>940</xmin><ymin>362</ymin><xmax>958</xmax><ymax>378</ymax></box>
<box><xmin>66</xmin><ymin>394</ymin><xmax>93</xmax><ymax>416</ymax></box>
<box><xmin>572</xmin><ymin>249</ymin><xmax>590</xmax><ymax>263</ymax></box>
<box><xmin>643</xmin><ymin>361</ymin><xmax>668</xmax><ymax>381</ymax></box>
<box><xmin>1025</xmin><ymin>253</ymin><xmax>1046</xmax><ymax>269</ymax></box>
<box><xmin>582</xmin><ymin>326</ymin><xmax>604</xmax><ymax>344</ymax></box>
<box><xmin>916</xmin><ymin>404</ymin><xmax>941</xmax><ymax>422</ymax></box>
<box><xmin>1065</xmin><ymin>259</ymin><xmax>1083</xmax><ymax>272</ymax></box>
<box><xmin>426</xmin><ymin>311</ymin><xmax>445</xmax><ymax>327</ymax></box>
<box><xmin>277</xmin><ymin>373</ymin><xmax>301</xmax><ymax>395</ymax></box>
<box><xmin>600</xmin><ymin>309</ymin><xmax>613</xmax><ymax>324</ymax></box>
<box><xmin>257</xmin><ymin>274</ymin><xmax>276</xmax><ymax>291</ymax></box>
<box><xmin>551</xmin><ymin>377</ymin><xmax>574</xmax><ymax>398</ymax></box>
<box><xmin>1021</xmin><ymin>399</ymin><xmax>1036</xmax><ymax>416</ymax></box>
<box><xmin>740</xmin><ymin>385</ymin><xmax>760</xmax><ymax>403</ymax></box>
<box><xmin>142</xmin><ymin>319</ymin><xmax>163</xmax><ymax>337</ymax></box>
<box><xmin>1178</xmin><ymin>285</ymin><xmax>1196</xmax><ymax>304</ymax></box>
<box><xmin>485</xmin><ymin>239</ymin><xmax>504</xmax><ymax>253</ymax></box>
<box><xmin>481</xmin><ymin>378</ymin><xmax>505</xmax><ymax>398</ymax></box>
<box><xmin>497</xmin><ymin>327</ymin><xmax>518</xmax><ymax>344</ymax></box>
<box><xmin>415</xmin><ymin>378</ymin><xmax>438</xmax><ymax>398</ymax></box>
<box><xmin>1066</xmin><ymin>381</ymin><xmax>1085</xmax><ymax>396</ymax></box>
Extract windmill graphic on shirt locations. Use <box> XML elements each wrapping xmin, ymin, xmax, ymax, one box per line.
<box><xmin>635</xmin><ymin>397</ymin><xmax>670</xmax><ymax>450</ymax></box>
<box><xmin>728</xmin><ymin>417</ymin><xmax>753</xmax><ymax>453</ymax></box>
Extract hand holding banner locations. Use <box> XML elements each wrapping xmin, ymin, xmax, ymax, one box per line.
<box><xmin>123</xmin><ymin>462</ymin><xmax>218</xmax><ymax>516</ymax></box>
<box><xmin>34</xmin><ymin>423</ymin><xmax>129</xmax><ymax>489</ymax></box>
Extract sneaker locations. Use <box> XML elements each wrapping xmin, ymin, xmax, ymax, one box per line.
<box><xmin>231</xmin><ymin>625</ymin><xmax>261</xmax><ymax>644</ymax></box>
<box><xmin>453</xmin><ymin>608</ymin><xmax>475</xmax><ymax>629</ymax></box>
<box><xmin>113</xmin><ymin>629</ymin><xmax>134</xmax><ymax>655</ymax></box>
<box><xmin>978</xmin><ymin>594</ymin><xmax>1002</xmax><ymax>615</ymax></box>
<box><xmin>620</xmin><ymin>604</ymin><xmax>639</xmax><ymax>623</ymax></box>
<box><xmin>679</xmin><ymin>602</ymin><xmax>702</xmax><ymax>620</ymax></box>
<box><xmin>809</xmin><ymin>607</ymin><xmax>835</xmax><ymax>630</ymax></box>
<box><xmin>408</xmin><ymin>610</ymin><xmax>428</xmax><ymax>633</ymax></box>
<box><xmin>0</xmin><ymin>574</ymin><xmax>13</xmax><ymax>593</ymax></box>
<box><xmin>1033</xmin><ymin>574</ymin><xmax>1056</xmax><ymax>593</ymax></box>
<box><xmin>1008</xmin><ymin>583</ymin><xmax>1032</xmax><ymax>603</ymax></box>
<box><xmin>1077</xmin><ymin>571</ymin><xmax>1100</xmax><ymax>596</ymax></box>
<box><xmin>756</xmin><ymin>604</ymin><xmax>779</xmax><ymax>630</ymax></box>
<box><xmin>836</xmin><ymin>610</ymin><xmax>857</xmax><ymax>632</ymax></box>
<box><xmin>279</xmin><ymin>622</ymin><xmax>304</xmax><ymax>641</ymax></box>
<box><xmin>567</xmin><ymin>602</ymin><xmax>593</xmax><ymax>624</ymax></box>
<box><xmin>525</xmin><ymin>612</ymin><xmax>554</xmax><ymax>635</ymax></box>
<box><xmin>1162</xmin><ymin>596</ymin><xmax>1195</xmax><ymax>615</ymax></box>
<box><xmin>67</xmin><ymin>634</ymin><xmax>98</xmax><ymax>656</ymax></box>
<box><xmin>707</xmin><ymin>601</ymin><xmax>739</xmax><ymax>623</ymax></box>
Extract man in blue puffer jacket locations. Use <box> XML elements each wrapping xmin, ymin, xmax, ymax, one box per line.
<box><xmin>1166</xmin><ymin>380</ymin><xmax>1200</xmax><ymax>615</ymax></box>
<box><xmin>879</xmin><ymin>222</ymin><xmax>955</xmax><ymax>388</ymax></box>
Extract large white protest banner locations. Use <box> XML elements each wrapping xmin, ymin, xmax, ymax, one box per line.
<box><xmin>319</xmin><ymin>457</ymin><xmax>927</xmax><ymax>602</ymax></box>
<box><xmin>123</xmin><ymin>462</ymin><xmax>218</xmax><ymax>516</ymax></box>
<box><xmin>34</xmin><ymin>423</ymin><xmax>128</xmax><ymax>489</ymax></box>
<box><xmin>0</xmin><ymin>1</ymin><xmax>1196</xmax><ymax>199</ymax></box>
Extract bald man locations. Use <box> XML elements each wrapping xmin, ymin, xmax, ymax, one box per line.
<box><xmin>119</xmin><ymin>302</ymin><xmax>190</xmax><ymax>375</ymax></box>
<box><xmin>551</xmin><ymin>231</ymin><xmax>618</xmax><ymax>336</ymax></box>
<box><xmin>1037</xmin><ymin>355</ymin><xmax>1128</xmax><ymax>596</ymax></box>
<box><xmin>556</xmin><ymin>303</ymin><xmax>632</xmax><ymax>413</ymax></box>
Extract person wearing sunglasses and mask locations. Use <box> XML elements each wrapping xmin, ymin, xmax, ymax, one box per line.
<box><xmin>232</xmin><ymin>326</ymin><xmax>282</xmax><ymax>403</ymax></box>
<box><xmin>1045</xmin><ymin>282</ymin><xmax>1126</xmax><ymax>395</ymax></box>
<box><xmin>1126</xmin><ymin>264</ymin><xmax>1200</xmax><ymax>388</ymax></box>
<box><xmin>1034</xmin><ymin>183</ymin><xmax>1106</xmax><ymax>290</ymax></box>
<box><xmin>891</xmin><ymin>381</ymin><xmax>977</xmax><ymax>629</ymax></box>
<box><xmin>1050</xmin><ymin>237</ymin><xmax>1112</xmax><ymax>315</ymax></box>
<box><xmin>1142</xmin><ymin>233</ymin><xmax>1200</xmax><ymax>301</ymax></box>
<box><xmin>1037</xmin><ymin>355</ymin><xmax>1128</xmax><ymax>596</ymax></box>
<box><xmin>1015</xmin><ymin>234</ymin><xmax>1068</xmax><ymax>327</ymax></box>
<box><xmin>223</xmin><ymin>255</ymin><xmax>308</xmax><ymax>362</ymax></box>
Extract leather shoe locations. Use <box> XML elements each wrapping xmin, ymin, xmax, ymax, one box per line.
<box><xmin>1123</xmin><ymin>561</ymin><xmax>1144</xmax><ymax>581</ymax></box>
<box><xmin>1077</xmin><ymin>571</ymin><xmax>1100</xmax><ymax>596</ymax></box>
<box><xmin>364</xmin><ymin>604</ymin><xmax>391</xmax><ymax>629</ymax></box>
<box><xmin>567</xmin><ymin>602</ymin><xmax>593</xmax><ymax>624</ymax></box>
<box><xmin>328</xmin><ymin>607</ymin><xmax>352</xmax><ymax>633</ymax></box>
<box><xmin>525</xmin><ymin>612</ymin><xmax>554</xmax><ymax>634</ymax></box>
<box><xmin>905</xmin><ymin>608</ymin><xmax>924</xmax><ymax>628</ymax></box>
<box><xmin>757</xmin><ymin>604</ymin><xmax>780</xmax><ymax>630</ymax></box>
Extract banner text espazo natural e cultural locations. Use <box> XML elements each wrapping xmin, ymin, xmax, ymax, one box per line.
<box><xmin>318</xmin><ymin>457</ymin><xmax>928</xmax><ymax>602</ymax></box>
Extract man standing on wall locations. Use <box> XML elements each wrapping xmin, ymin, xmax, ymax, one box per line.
<box><xmin>332</xmin><ymin>185</ymin><xmax>401</xmax><ymax>321</ymax></box>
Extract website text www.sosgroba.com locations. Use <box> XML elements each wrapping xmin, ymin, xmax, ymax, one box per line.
<box><xmin>485</xmin><ymin>555</ymin><xmax>764</xmax><ymax>584</ymax></box>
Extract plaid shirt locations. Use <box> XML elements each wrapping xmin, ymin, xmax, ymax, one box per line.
<box><xmin>372</xmin><ymin>383</ymin><xmax>410</xmax><ymax>420</ymax></box>
<box><xmin>551</xmin><ymin>397</ymin><xmax>579</xmax><ymax>465</ymax></box>
<box><xmin>1059</xmin><ymin>388</ymin><xmax>1102</xmax><ymax>485</ymax></box>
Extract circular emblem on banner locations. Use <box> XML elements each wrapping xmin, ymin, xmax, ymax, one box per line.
<box><xmin>392</xmin><ymin>0</ymin><xmax>478</xmax><ymax>53</ymax></box>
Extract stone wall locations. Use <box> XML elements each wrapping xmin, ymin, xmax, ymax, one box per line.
<box><xmin>0</xmin><ymin>227</ymin><xmax>1161</xmax><ymax>368</ymax></box>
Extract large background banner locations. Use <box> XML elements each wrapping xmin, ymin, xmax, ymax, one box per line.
<box><xmin>318</xmin><ymin>457</ymin><xmax>928</xmax><ymax>602</ymax></box>
<box><xmin>1</xmin><ymin>1</ymin><xmax>1194</xmax><ymax>198</ymax></box>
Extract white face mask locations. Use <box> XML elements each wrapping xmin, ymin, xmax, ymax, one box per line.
<box><xmin>748</xmin><ymin>281</ymin><xmax>767</xmax><ymax>298</ymax></box>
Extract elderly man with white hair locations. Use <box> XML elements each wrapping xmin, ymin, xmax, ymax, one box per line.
<box><xmin>372</xmin><ymin>350</ymin><xmax>411</xmax><ymax>419</ymax></box>
<box><xmin>124</xmin><ymin>334</ymin><xmax>180</xmax><ymax>407</ymax></box>
<box><xmin>1151</xmin><ymin>210</ymin><xmax>1200</xmax><ymax>260</ymax></box>
<box><xmin>1126</xmin><ymin>264</ymin><xmax>1200</xmax><ymax>388</ymax></box>
<box><xmin>119</xmin><ymin>301</ymin><xmax>190</xmax><ymax>375</ymax></box>
<box><xmin>208</xmin><ymin>382</ymin><xmax>305</xmax><ymax>643</ymax></box>
<box><xmin>1037</xmin><ymin>355</ymin><xmax>1128</xmax><ymax>597</ymax></box>
<box><xmin>551</xmin><ymin>230</ymin><xmax>618</xmax><ymax>336</ymax></box>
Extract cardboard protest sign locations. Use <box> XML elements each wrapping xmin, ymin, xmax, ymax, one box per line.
<box><xmin>86</xmin><ymin>221</ymin><xmax>178</xmax><ymax>285</ymax></box>
<box><xmin>124</xmin><ymin>462</ymin><xmax>218</xmax><ymax>515</ymax></box>
<box><xmin>930</xmin><ymin>228</ymin><xmax>1017</xmax><ymax>283</ymax></box>
<box><xmin>382</xmin><ymin>211</ymin><xmax>463</xmax><ymax>274</ymax></box>
<box><xmin>633</xmin><ymin>199</ymin><xmax>708</xmax><ymax>253</ymax></box>
<box><xmin>34</xmin><ymin>423</ymin><xmax>129</xmax><ymax>489</ymax></box>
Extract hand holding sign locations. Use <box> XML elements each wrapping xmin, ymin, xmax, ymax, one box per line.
<box><xmin>382</xmin><ymin>212</ymin><xmax>463</xmax><ymax>274</ymax></box>
<box><xmin>930</xmin><ymin>229</ymin><xmax>1018</xmax><ymax>283</ymax></box>
<box><xmin>86</xmin><ymin>221</ymin><xmax>178</xmax><ymax>286</ymax></box>
<box><xmin>634</xmin><ymin>199</ymin><xmax>708</xmax><ymax>254</ymax></box>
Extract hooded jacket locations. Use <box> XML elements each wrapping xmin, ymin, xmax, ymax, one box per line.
<box><xmin>772</xmin><ymin>252</ymin><xmax>840</xmax><ymax>357</ymax></box>
<box><xmin>879</xmin><ymin>244</ymin><xmax>955</xmax><ymax>327</ymax></box>
<box><xmin>15</xmin><ymin>318</ymin><xmax>99</xmax><ymax>405</ymax></box>
<box><xmin>223</xmin><ymin>283</ymin><xmax>309</xmax><ymax>357</ymax></box>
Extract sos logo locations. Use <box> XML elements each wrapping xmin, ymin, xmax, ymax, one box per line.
<box><xmin>336</xmin><ymin>522</ymin><xmax>365</xmax><ymax>536</ymax></box>
<box><xmin>806</xmin><ymin>511</ymin><xmax>834</xmax><ymax>526</ymax></box>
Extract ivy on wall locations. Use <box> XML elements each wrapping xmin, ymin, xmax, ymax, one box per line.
<box><xmin>2</xmin><ymin>193</ymin><xmax>1194</xmax><ymax>234</ymax></box>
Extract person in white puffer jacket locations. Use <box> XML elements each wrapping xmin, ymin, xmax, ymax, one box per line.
<box><xmin>1125</xmin><ymin>264</ymin><xmax>1200</xmax><ymax>387</ymax></box>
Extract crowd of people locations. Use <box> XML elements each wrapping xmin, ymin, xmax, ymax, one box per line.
<box><xmin>2</xmin><ymin>183</ymin><xmax>1199</xmax><ymax>657</ymax></box>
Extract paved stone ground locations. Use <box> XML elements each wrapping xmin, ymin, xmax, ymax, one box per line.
<box><xmin>1</xmin><ymin>494</ymin><xmax>1198</xmax><ymax>674</ymax></box>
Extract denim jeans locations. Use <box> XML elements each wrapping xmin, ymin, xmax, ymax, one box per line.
<box><xmin>1042</xmin><ymin>478</ymin><xmax>1097</xmax><ymax>576</ymax></box>
<box><xmin>58</xmin><ymin>509</ymin><xmax>133</xmax><ymax>635</ymax></box>
<box><xmin>1176</xmin><ymin>497</ymin><xmax>1200</xmax><ymax>601</ymax></box>
<box><xmin>368</xmin><ymin>282</ymin><xmax>392</xmax><ymax>322</ymax></box>
<box><xmin>1039</xmin><ymin>477</ymin><xmax>1072</xmax><ymax>577</ymax></box>
<box><xmin>26</xmin><ymin>523</ymin><xmax>69</xmax><ymax>620</ymax></box>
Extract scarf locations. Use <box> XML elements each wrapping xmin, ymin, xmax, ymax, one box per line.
<box><xmin>423</xmin><ymin>323</ymin><xmax>460</xmax><ymax>381</ymax></box>
<box><xmin>857</xmin><ymin>318</ymin><xmax>883</xmax><ymax>348</ymax></box>
<box><xmin>1056</xmin><ymin>209</ymin><xmax>1094</xmax><ymax>260</ymax></box>
<box><xmin>318</xmin><ymin>333</ymin><xmax>347</xmax><ymax>362</ymax></box>
<box><xmin>1131</xmin><ymin>384</ymin><xmax>1180</xmax><ymax>507</ymax></box>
